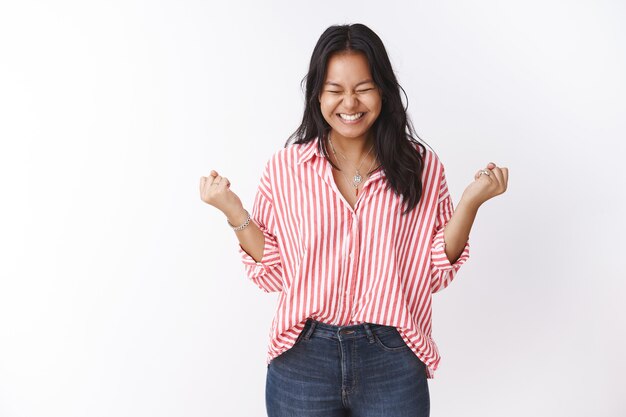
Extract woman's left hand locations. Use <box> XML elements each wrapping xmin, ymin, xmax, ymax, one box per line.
<box><xmin>461</xmin><ymin>162</ymin><xmax>509</xmax><ymax>209</ymax></box>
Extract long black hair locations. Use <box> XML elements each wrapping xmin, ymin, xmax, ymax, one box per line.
<box><xmin>286</xmin><ymin>23</ymin><xmax>429</xmax><ymax>215</ymax></box>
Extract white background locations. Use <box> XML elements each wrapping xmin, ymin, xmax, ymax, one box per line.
<box><xmin>1</xmin><ymin>1</ymin><xmax>624</xmax><ymax>416</ymax></box>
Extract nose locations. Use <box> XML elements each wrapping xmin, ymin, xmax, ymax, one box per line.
<box><xmin>343</xmin><ymin>92</ymin><xmax>358</xmax><ymax>109</ymax></box>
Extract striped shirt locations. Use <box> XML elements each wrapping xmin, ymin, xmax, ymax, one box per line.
<box><xmin>237</xmin><ymin>138</ymin><xmax>470</xmax><ymax>379</ymax></box>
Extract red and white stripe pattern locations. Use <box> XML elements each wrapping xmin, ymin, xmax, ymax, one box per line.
<box><xmin>238</xmin><ymin>138</ymin><xmax>470</xmax><ymax>379</ymax></box>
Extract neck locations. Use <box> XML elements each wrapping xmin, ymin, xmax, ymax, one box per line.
<box><xmin>326</xmin><ymin>130</ymin><xmax>375</xmax><ymax>161</ymax></box>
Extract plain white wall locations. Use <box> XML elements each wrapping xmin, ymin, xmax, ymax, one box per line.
<box><xmin>1</xmin><ymin>0</ymin><xmax>624</xmax><ymax>416</ymax></box>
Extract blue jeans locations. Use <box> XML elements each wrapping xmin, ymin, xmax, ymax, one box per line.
<box><xmin>266</xmin><ymin>318</ymin><xmax>430</xmax><ymax>417</ymax></box>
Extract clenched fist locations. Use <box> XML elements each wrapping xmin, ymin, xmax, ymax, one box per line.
<box><xmin>199</xmin><ymin>170</ymin><xmax>244</xmax><ymax>218</ymax></box>
<box><xmin>461</xmin><ymin>162</ymin><xmax>509</xmax><ymax>208</ymax></box>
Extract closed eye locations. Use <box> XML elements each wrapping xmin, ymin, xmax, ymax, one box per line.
<box><xmin>324</xmin><ymin>88</ymin><xmax>375</xmax><ymax>94</ymax></box>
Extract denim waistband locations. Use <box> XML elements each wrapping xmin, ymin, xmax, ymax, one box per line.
<box><xmin>300</xmin><ymin>317</ymin><xmax>399</xmax><ymax>342</ymax></box>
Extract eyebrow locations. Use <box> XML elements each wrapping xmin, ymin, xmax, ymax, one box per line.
<box><xmin>324</xmin><ymin>79</ymin><xmax>374</xmax><ymax>87</ymax></box>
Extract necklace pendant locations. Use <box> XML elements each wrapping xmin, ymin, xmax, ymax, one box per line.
<box><xmin>353</xmin><ymin>173</ymin><xmax>362</xmax><ymax>185</ymax></box>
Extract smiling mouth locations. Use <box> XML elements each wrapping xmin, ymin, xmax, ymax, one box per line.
<box><xmin>337</xmin><ymin>112</ymin><xmax>365</xmax><ymax>121</ymax></box>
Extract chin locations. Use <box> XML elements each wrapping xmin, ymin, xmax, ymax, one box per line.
<box><xmin>331</xmin><ymin>126</ymin><xmax>374</xmax><ymax>139</ymax></box>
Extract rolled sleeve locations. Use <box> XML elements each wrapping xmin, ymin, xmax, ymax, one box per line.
<box><xmin>238</xmin><ymin>160</ymin><xmax>284</xmax><ymax>293</ymax></box>
<box><xmin>430</xmin><ymin>168</ymin><xmax>470</xmax><ymax>293</ymax></box>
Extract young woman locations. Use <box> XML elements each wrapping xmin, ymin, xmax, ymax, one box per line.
<box><xmin>201</xmin><ymin>23</ymin><xmax>508</xmax><ymax>417</ymax></box>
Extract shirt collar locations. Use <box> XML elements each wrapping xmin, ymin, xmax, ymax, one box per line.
<box><xmin>296</xmin><ymin>138</ymin><xmax>323</xmax><ymax>165</ymax></box>
<box><xmin>296</xmin><ymin>137</ymin><xmax>387</xmax><ymax>180</ymax></box>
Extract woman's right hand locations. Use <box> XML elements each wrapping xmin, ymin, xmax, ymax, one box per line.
<box><xmin>199</xmin><ymin>170</ymin><xmax>244</xmax><ymax>217</ymax></box>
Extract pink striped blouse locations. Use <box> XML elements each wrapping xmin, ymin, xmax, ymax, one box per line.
<box><xmin>237</xmin><ymin>138</ymin><xmax>470</xmax><ymax>379</ymax></box>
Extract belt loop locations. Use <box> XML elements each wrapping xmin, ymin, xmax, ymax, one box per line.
<box><xmin>362</xmin><ymin>322</ymin><xmax>375</xmax><ymax>343</ymax></box>
<box><xmin>304</xmin><ymin>319</ymin><xmax>317</xmax><ymax>340</ymax></box>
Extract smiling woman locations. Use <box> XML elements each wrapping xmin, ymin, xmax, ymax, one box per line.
<box><xmin>201</xmin><ymin>21</ymin><xmax>508</xmax><ymax>417</ymax></box>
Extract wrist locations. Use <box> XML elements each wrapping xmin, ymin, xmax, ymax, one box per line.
<box><xmin>225</xmin><ymin>207</ymin><xmax>248</xmax><ymax>226</ymax></box>
<box><xmin>457</xmin><ymin>196</ymin><xmax>481</xmax><ymax>213</ymax></box>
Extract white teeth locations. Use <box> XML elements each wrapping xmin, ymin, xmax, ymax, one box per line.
<box><xmin>339</xmin><ymin>112</ymin><xmax>364</xmax><ymax>121</ymax></box>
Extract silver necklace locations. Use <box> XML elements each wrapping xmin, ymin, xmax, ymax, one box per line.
<box><xmin>328</xmin><ymin>132</ymin><xmax>377</xmax><ymax>196</ymax></box>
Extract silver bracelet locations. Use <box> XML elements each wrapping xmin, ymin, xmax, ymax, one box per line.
<box><xmin>227</xmin><ymin>209</ymin><xmax>251</xmax><ymax>231</ymax></box>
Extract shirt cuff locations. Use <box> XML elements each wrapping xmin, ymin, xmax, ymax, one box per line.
<box><xmin>431</xmin><ymin>227</ymin><xmax>470</xmax><ymax>271</ymax></box>
<box><xmin>238</xmin><ymin>242</ymin><xmax>281</xmax><ymax>275</ymax></box>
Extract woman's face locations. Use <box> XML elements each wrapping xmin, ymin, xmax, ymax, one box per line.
<box><xmin>319</xmin><ymin>51</ymin><xmax>382</xmax><ymax>141</ymax></box>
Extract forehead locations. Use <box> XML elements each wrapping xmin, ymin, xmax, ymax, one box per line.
<box><xmin>324</xmin><ymin>51</ymin><xmax>372</xmax><ymax>83</ymax></box>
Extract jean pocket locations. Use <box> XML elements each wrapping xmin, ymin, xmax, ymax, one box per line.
<box><xmin>373</xmin><ymin>328</ymin><xmax>410</xmax><ymax>352</ymax></box>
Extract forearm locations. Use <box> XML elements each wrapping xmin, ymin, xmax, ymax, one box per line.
<box><xmin>226</xmin><ymin>208</ymin><xmax>265</xmax><ymax>263</ymax></box>
<box><xmin>443</xmin><ymin>197</ymin><xmax>479</xmax><ymax>264</ymax></box>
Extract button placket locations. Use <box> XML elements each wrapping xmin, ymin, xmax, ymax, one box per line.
<box><xmin>342</xmin><ymin>213</ymin><xmax>360</xmax><ymax>319</ymax></box>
